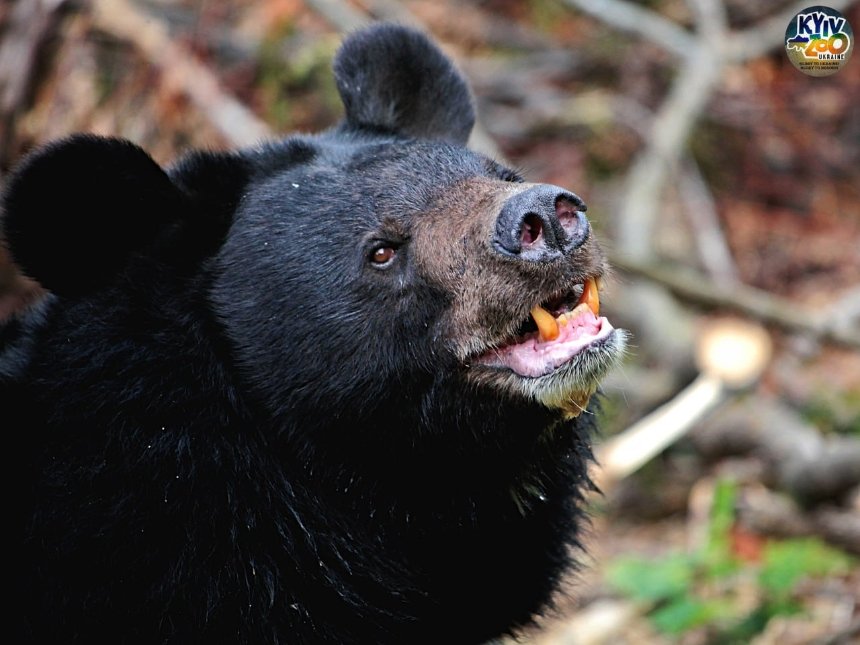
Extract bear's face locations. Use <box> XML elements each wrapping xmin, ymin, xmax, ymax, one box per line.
<box><xmin>2</xmin><ymin>23</ymin><xmax>623</xmax><ymax>453</ymax></box>
<box><xmin>212</xmin><ymin>136</ymin><xmax>619</xmax><ymax>431</ymax></box>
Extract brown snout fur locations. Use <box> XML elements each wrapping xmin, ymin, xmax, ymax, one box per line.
<box><xmin>413</xmin><ymin>178</ymin><xmax>609</xmax><ymax>360</ymax></box>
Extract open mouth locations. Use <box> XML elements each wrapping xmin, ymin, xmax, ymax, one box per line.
<box><xmin>473</xmin><ymin>277</ymin><xmax>616</xmax><ymax>378</ymax></box>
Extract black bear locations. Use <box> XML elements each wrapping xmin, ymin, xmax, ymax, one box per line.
<box><xmin>1</xmin><ymin>23</ymin><xmax>625</xmax><ymax>644</ymax></box>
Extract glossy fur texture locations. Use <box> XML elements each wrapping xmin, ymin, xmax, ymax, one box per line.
<box><xmin>1</xmin><ymin>24</ymin><xmax>620</xmax><ymax>644</ymax></box>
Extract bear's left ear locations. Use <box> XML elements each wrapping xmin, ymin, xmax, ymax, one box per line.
<box><xmin>333</xmin><ymin>23</ymin><xmax>475</xmax><ymax>145</ymax></box>
<box><xmin>1</xmin><ymin>135</ymin><xmax>186</xmax><ymax>296</ymax></box>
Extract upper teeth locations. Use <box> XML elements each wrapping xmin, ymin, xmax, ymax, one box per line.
<box><xmin>530</xmin><ymin>277</ymin><xmax>601</xmax><ymax>342</ymax></box>
<box><xmin>578</xmin><ymin>277</ymin><xmax>600</xmax><ymax>317</ymax></box>
<box><xmin>530</xmin><ymin>305</ymin><xmax>560</xmax><ymax>342</ymax></box>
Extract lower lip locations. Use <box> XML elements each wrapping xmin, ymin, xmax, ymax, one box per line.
<box><xmin>475</xmin><ymin>318</ymin><xmax>615</xmax><ymax>378</ymax></box>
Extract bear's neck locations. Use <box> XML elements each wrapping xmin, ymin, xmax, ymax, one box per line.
<box><xmin>265</xmin><ymin>387</ymin><xmax>596</xmax><ymax>640</ymax></box>
<box><xmin>274</xmin><ymin>378</ymin><xmax>596</xmax><ymax>525</ymax></box>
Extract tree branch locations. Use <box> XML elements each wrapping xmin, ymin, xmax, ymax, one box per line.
<box><xmin>687</xmin><ymin>0</ymin><xmax>728</xmax><ymax>44</ymax></box>
<box><xmin>0</xmin><ymin>0</ymin><xmax>70</xmax><ymax>168</ymax></box>
<box><xmin>678</xmin><ymin>158</ymin><xmax>738</xmax><ymax>286</ymax></box>
<box><xmin>90</xmin><ymin>0</ymin><xmax>272</xmax><ymax>148</ymax></box>
<box><xmin>302</xmin><ymin>0</ymin><xmax>368</xmax><ymax>32</ymax></box>
<box><xmin>694</xmin><ymin>397</ymin><xmax>860</xmax><ymax>505</ymax></box>
<box><xmin>611</xmin><ymin>255</ymin><xmax>860</xmax><ymax>349</ymax></box>
<box><xmin>561</xmin><ymin>0</ymin><xmax>695</xmax><ymax>58</ymax></box>
<box><xmin>615</xmin><ymin>32</ymin><xmax>723</xmax><ymax>260</ymax></box>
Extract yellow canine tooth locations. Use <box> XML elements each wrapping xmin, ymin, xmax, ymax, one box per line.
<box><xmin>576</xmin><ymin>277</ymin><xmax>600</xmax><ymax>316</ymax></box>
<box><xmin>530</xmin><ymin>305</ymin><xmax>560</xmax><ymax>342</ymax></box>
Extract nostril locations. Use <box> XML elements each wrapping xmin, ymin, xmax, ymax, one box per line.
<box><xmin>555</xmin><ymin>197</ymin><xmax>579</xmax><ymax>227</ymax></box>
<box><xmin>555</xmin><ymin>195</ymin><xmax>588</xmax><ymax>248</ymax></box>
<box><xmin>520</xmin><ymin>213</ymin><xmax>543</xmax><ymax>247</ymax></box>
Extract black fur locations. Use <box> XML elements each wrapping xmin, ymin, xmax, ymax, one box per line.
<box><xmin>2</xmin><ymin>136</ymin><xmax>185</xmax><ymax>295</ymax></box>
<box><xmin>2</xmin><ymin>24</ymin><xmax>600</xmax><ymax>643</ymax></box>
<box><xmin>334</xmin><ymin>23</ymin><xmax>475</xmax><ymax>144</ymax></box>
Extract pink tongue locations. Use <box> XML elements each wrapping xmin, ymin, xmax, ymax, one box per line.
<box><xmin>482</xmin><ymin>311</ymin><xmax>613</xmax><ymax>377</ymax></box>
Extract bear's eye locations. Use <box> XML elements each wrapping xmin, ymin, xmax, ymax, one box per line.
<box><xmin>369</xmin><ymin>246</ymin><xmax>397</xmax><ymax>268</ymax></box>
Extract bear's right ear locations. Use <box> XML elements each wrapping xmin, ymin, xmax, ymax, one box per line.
<box><xmin>333</xmin><ymin>23</ymin><xmax>475</xmax><ymax>145</ymax></box>
<box><xmin>1</xmin><ymin>135</ymin><xmax>186</xmax><ymax>296</ymax></box>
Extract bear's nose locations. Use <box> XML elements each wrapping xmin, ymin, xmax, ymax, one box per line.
<box><xmin>492</xmin><ymin>184</ymin><xmax>589</xmax><ymax>261</ymax></box>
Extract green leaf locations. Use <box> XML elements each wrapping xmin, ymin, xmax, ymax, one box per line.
<box><xmin>704</xmin><ymin>478</ymin><xmax>739</xmax><ymax>577</ymax></box>
<box><xmin>651</xmin><ymin>596</ymin><xmax>728</xmax><ymax>635</ymax></box>
<box><xmin>606</xmin><ymin>554</ymin><xmax>694</xmax><ymax>602</ymax></box>
<box><xmin>760</xmin><ymin>537</ymin><xmax>855</xmax><ymax>598</ymax></box>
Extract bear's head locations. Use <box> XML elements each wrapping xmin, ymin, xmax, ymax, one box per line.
<box><xmin>2</xmin><ymin>23</ymin><xmax>624</xmax><ymax>482</ymax></box>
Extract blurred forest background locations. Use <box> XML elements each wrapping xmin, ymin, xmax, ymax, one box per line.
<box><xmin>1</xmin><ymin>0</ymin><xmax>858</xmax><ymax>643</ymax></box>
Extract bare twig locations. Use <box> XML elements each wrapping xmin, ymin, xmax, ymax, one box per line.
<box><xmin>0</xmin><ymin>0</ymin><xmax>70</xmax><ymax>168</ymax></box>
<box><xmin>90</xmin><ymin>0</ymin><xmax>271</xmax><ymax>148</ymax></box>
<box><xmin>560</xmin><ymin>0</ymin><xmax>694</xmax><ymax>58</ymax></box>
<box><xmin>611</xmin><ymin>255</ymin><xmax>860</xmax><ymax>349</ymax></box>
<box><xmin>402</xmin><ymin>0</ymin><xmax>549</xmax><ymax>52</ymax></box>
<box><xmin>615</xmin><ymin>23</ymin><xmax>724</xmax><ymax>260</ymax></box>
<box><xmin>595</xmin><ymin>372</ymin><xmax>725</xmax><ymax>490</ymax></box>
<box><xmin>303</xmin><ymin>0</ymin><xmax>369</xmax><ymax>32</ymax></box>
<box><xmin>363</xmin><ymin>0</ymin><xmax>425</xmax><ymax>28</ymax></box>
<box><xmin>687</xmin><ymin>0</ymin><xmax>728</xmax><ymax>44</ymax></box>
<box><xmin>678</xmin><ymin>159</ymin><xmax>738</xmax><ymax>286</ymax></box>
